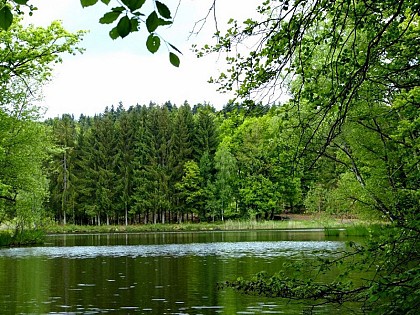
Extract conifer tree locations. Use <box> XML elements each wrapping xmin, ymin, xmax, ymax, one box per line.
<box><xmin>115</xmin><ymin>109</ymin><xmax>136</xmax><ymax>225</ymax></box>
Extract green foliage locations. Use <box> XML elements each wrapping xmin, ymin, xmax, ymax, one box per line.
<box><xmin>201</xmin><ymin>0</ymin><xmax>419</xmax><ymax>313</ymax></box>
<box><xmin>175</xmin><ymin>161</ymin><xmax>204</xmax><ymax>216</ymax></box>
<box><xmin>146</xmin><ymin>34</ymin><xmax>160</xmax><ymax>53</ymax></box>
<box><xmin>0</xmin><ymin>19</ymin><xmax>82</xmax><ymax>230</ymax></box>
<box><xmin>1</xmin><ymin>0</ymin><xmax>181</xmax><ymax>65</ymax></box>
<box><xmin>169</xmin><ymin>52</ymin><xmax>180</xmax><ymax>67</ymax></box>
<box><xmin>0</xmin><ymin>6</ymin><xmax>13</xmax><ymax>31</ymax></box>
<box><xmin>80</xmin><ymin>0</ymin><xmax>98</xmax><ymax>7</ymax></box>
<box><xmin>0</xmin><ymin>229</ymin><xmax>45</xmax><ymax>247</ymax></box>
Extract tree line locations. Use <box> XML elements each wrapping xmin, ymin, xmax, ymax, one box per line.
<box><xmin>45</xmin><ymin>101</ymin><xmax>299</xmax><ymax>226</ymax></box>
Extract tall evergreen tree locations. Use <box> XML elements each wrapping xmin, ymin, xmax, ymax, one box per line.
<box><xmin>48</xmin><ymin>114</ymin><xmax>77</xmax><ymax>224</ymax></box>
<box><xmin>115</xmin><ymin>109</ymin><xmax>136</xmax><ymax>225</ymax></box>
<box><xmin>169</xmin><ymin>103</ymin><xmax>194</xmax><ymax>222</ymax></box>
<box><xmin>94</xmin><ymin>111</ymin><xmax>118</xmax><ymax>225</ymax></box>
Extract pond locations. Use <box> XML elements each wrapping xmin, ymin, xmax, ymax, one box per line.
<box><xmin>0</xmin><ymin>229</ymin><xmax>361</xmax><ymax>314</ymax></box>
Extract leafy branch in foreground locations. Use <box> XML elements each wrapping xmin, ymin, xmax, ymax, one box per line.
<box><xmin>0</xmin><ymin>0</ymin><xmax>182</xmax><ymax>66</ymax></box>
<box><xmin>206</xmin><ymin>0</ymin><xmax>419</xmax><ymax>313</ymax></box>
<box><xmin>84</xmin><ymin>0</ymin><xmax>182</xmax><ymax>66</ymax></box>
<box><xmin>222</xmin><ymin>226</ymin><xmax>420</xmax><ymax>314</ymax></box>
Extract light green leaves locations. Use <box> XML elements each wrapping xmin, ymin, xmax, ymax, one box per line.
<box><xmin>0</xmin><ymin>7</ymin><xmax>13</xmax><ymax>31</ymax></box>
<box><xmin>146</xmin><ymin>34</ymin><xmax>160</xmax><ymax>53</ymax></box>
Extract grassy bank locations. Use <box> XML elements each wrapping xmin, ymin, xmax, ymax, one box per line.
<box><xmin>0</xmin><ymin>229</ymin><xmax>45</xmax><ymax>247</ymax></box>
<box><xmin>46</xmin><ymin>215</ymin><xmax>367</xmax><ymax>234</ymax></box>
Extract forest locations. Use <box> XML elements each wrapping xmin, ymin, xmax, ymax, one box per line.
<box><xmin>0</xmin><ymin>1</ymin><xmax>417</xmax><ymax>231</ymax></box>
<box><xmin>0</xmin><ymin>0</ymin><xmax>419</xmax><ymax>313</ymax></box>
<box><xmin>43</xmin><ymin>90</ymin><xmax>418</xmax><ymax>228</ymax></box>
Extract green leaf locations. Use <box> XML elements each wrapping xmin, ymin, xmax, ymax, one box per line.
<box><xmin>111</xmin><ymin>6</ymin><xmax>125</xmax><ymax>12</ymax></box>
<box><xmin>13</xmin><ymin>0</ymin><xmax>29</xmax><ymax>5</ymax></box>
<box><xmin>121</xmin><ymin>0</ymin><xmax>145</xmax><ymax>12</ymax></box>
<box><xmin>146</xmin><ymin>11</ymin><xmax>159</xmax><ymax>33</ymax></box>
<box><xmin>169</xmin><ymin>43</ymin><xmax>182</xmax><ymax>55</ymax></box>
<box><xmin>101</xmin><ymin>0</ymin><xmax>111</xmax><ymax>4</ymax></box>
<box><xmin>159</xmin><ymin>19</ymin><xmax>172</xmax><ymax>26</ymax></box>
<box><xmin>99</xmin><ymin>11</ymin><xmax>121</xmax><ymax>24</ymax></box>
<box><xmin>117</xmin><ymin>16</ymin><xmax>131</xmax><ymax>38</ymax></box>
<box><xmin>169</xmin><ymin>52</ymin><xmax>180</xmax><ymax>67</ymax></box>
<box><xmin>156</xmin><ymin>1</ymin><xmax>171</xmax><ymax>19</ymax></box>
<box><xmin>146</xmin><ymin>34</ymin><xmax>160</xmax><ymax>53</ymax></box>
<box><xmin>0</xmin><ymin>7</ymin><xmax>13</xmax><ymax>31</ymax></box>
<box><xmin>80</xmin><ymin>0</ymin><xmax>99</xmax><ymax>8</ymax></box>
<box><xmin>109</xmin><ymin>26</ymin><xmax>119</xmax><ymax>40</ymax></box>
<box><xmin>130</xmin><ymin>18</ymin><xmax>139</xmax><ymax>32</ymax></box>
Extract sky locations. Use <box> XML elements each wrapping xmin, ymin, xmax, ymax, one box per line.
<box><xmin>23</xmin><ymin>0</ymin><xmax>262</xmax><ymax>118</ymax></box>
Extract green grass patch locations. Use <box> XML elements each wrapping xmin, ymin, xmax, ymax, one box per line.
<box><xmin>46</xmin><ymin>215</ymin><xmax>359</xmax><ymax>234</ymax></box>
<box><xmin>325</xmin><ymin>224</ymin><xmax>384</xmax><ymax>237</ymax></box>
<box><xmin>0</xmin><ymin>229</ymin><xmax>45</xmax><ymax>247</ymax></box>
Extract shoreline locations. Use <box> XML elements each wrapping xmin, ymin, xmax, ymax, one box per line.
<box><xmin>44</xmin><ymin>215</ymin><xmax>367</xmax><ymax>234</ymax></box>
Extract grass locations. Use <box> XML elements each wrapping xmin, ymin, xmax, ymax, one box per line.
<box><xmin>325</xmin><ymin>223</ymin><xmax>384</xmax><ymax>237</ymax></box>
<box><xmin>0</xmin><ymin>229</ymin><xmax>45</xmax><ymax>247</ymax></box>
<box><xmin>45</xmin><ymin>215</ymin><xmax>360</xmax><ymax>234</ymax></box>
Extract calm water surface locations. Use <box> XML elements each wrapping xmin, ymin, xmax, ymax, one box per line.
<box><xmin>0</xmin><ymin>229</ymin><xmax>358</xmax><ymax>314</ymax></box>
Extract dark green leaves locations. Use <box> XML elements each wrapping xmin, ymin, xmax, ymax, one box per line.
<box><xmin>0</xmin><ymin>7</ymin><xmax>13</xmax><ymax>31</ymax></box>
<box><xmin>169</xmin><ymin>52</ymin><xmax>180</xmax><ymax>67</ymax></box>
<box><xmin>13</xmin><ymin>0</ymin><xmax>29</xmax><ymax>4</ymax></box>
<box><xmin>146</xmin><ymin>11</ymin><xmax>159</xmax><ymax>33</ymax></box>
<box><xmin>121</xmin><ymin>0</ymin><xmax>146</xmax><ymax>12</ymax></box>
<box><xmin>117</xmin><ymin>16</ymin><xmax>131</xmax><ymax>38</ymax></box>
<box><xmin>146</xmin><ymin>9</ymin><xmax>172</xmax><ymax>33</ymax></box>
<box><xmin>156</xmin><ymin>1</ymin><xmax>171</xmax><ymax>19</ymax></box>
<box><xmin>146</xmin><ymin>34</ymin><xmax>160</xmax><ymax>53</ymax></box>
<box><xmin>80</xmin><ymin>0</ymin><xmax>99</xmax><ymax>8</ymax></box>
<box><xmin>84</xmin><ymin>0</ymin><xmax>180</xmax><ymax>65</ymax></box>
<box><xmin>108</xmin><ymin>15</ymin><xmax>138</xmax><ymax>39</ymax></box>
<box><xmin>99</xmin><ymin>11</ymin><xmax>121</xmax><ymax>24</ymax></box>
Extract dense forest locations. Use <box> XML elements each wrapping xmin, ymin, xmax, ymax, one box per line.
<box><xmin>46</xmin><ymin>101</ymin><xmax>303</xmax><ymax>225</ymax></box>
<box><xmin>3</xmin><ymin>88</ymin><xmax>418</xmax><ymax>229</ymax></box>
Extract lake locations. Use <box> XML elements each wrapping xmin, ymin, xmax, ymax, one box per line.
<box><xmin>0</xmin><ymin>229</ymin><xmax>360</xmax><ymax>314</ymax></box>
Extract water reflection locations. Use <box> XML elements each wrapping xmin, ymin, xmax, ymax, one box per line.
<box><xmin>0</xmin><ymin>231</ymin><xmax>358</xmax><ymax>314</ymax></box>
<box><xmin>0</xmin><ymin>240</ymin><xmax>344</xmax><ymax>259</ymax></box>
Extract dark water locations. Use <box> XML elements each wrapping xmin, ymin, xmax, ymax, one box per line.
<box><xmin>0</xmin><ymin>229</ymin><xmax>359</xmax><ymax>314</ymax></box>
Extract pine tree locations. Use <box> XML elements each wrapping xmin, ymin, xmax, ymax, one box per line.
<box><xmin>115</xmin><ymin>109</ymin><xmax>136</xmax><ymax>225</ymax></box>
<box><xmin>169</xmin><ymin>103</ymin><xmax>194</xmax><ymax>222</ymax></box>
<box><xmin>94</xmin><ymin>110</ymin><xmax>118</xmax><ymax>225</ymax></box>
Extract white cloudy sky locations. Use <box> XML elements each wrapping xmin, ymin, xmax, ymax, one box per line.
<box><xmin>23</xmin><ymin>0</ymin><xmax>261</xmax><ymax>118</ymax></box>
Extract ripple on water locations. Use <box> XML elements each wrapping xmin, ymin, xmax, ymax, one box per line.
<box><xmin>0</xmin><ymin>241</ymin><xmax>344</xmax><ymax>259</ymax></box>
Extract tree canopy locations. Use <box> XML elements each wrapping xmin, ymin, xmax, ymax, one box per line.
<box><xmin>204</xmin><ymin>0</ymin><xmax>419</xmax><ymax>313</ymax></box>
<box><xmin>0</xmin><ymin>18</ymin><xmax>83</xmax><ymax>230</ymax></box>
